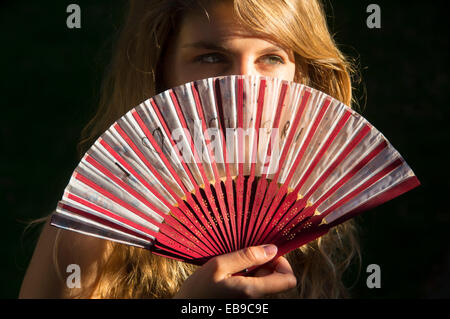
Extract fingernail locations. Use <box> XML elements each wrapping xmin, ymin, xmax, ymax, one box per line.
<box><xmin>263</xmin><ymin>244</ymin><xmax>277</xmax><ymax>257</ymax></box>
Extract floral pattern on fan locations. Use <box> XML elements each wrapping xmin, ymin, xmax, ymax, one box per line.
<box><xmin>51</xmin><ymin>75</ymin><xmax>420</xmax><ymax>265</ymax></box>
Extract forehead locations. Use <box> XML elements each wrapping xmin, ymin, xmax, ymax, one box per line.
<box><xmin>177</xmin><ymin>2</ymin><xmax>267</xmax><ymax>45</ymax></box>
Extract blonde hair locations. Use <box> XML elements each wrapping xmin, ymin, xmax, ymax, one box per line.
<box><xmin>63</xmin><ymin>0</ymin><xmax>361</xmax><ymax>298</ymax></box>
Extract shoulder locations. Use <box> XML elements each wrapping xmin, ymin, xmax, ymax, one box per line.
<box><xmin>19</xmin><ymin>213</ymin><xmax>111</xmax><ymax>298</ymax></box>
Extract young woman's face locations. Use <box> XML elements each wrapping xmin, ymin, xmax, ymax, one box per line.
<box><xmin>162</xmin><ymin>2</ymin><xmax>296</xmax><ymax>88</ymax></box>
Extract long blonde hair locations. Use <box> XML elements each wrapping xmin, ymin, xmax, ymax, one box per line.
<box><xmin>65</xmin><ymin>0</ymin><xmax>361</xmax><ymax>298</ymax></box>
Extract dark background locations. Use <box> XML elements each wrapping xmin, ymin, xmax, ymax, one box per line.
<box><xmin>1</xmin><ymin>0</ymin><xmax>449</xmax><ymax>298</ymax></box>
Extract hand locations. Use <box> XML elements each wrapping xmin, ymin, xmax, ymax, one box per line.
<box><xmin>173</xmin><ymin>244</ymin><xmax>297</xmax><ymax>299</ymax></box>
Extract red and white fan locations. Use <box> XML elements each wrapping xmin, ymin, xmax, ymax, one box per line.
<box><xmin>51</xmin><ymin>75</ymin><xmax>420</xmax><ymax>265</ymax></box>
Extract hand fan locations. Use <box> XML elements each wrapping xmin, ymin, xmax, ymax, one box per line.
<box><xmin>51</xmin><ymin>75</ymin><xmax>420</xmax><ymax>265</ymax></box>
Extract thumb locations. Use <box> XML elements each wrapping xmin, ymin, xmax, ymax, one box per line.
<box><xmin>211</xmin><ymin>245</ymin><xmax>278</xmax><ymax>276</ymax></box>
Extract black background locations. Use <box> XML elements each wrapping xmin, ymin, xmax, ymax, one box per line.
<box><xmin>1</xmin><ymin>0</ymin><xmax>449</xmax><ymax>298</ymax></box>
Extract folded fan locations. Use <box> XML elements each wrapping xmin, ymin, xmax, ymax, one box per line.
<box><xmin>51</xmin><ymin>75</ymin><xmax>420</xmax><ymax>265</ymax></box>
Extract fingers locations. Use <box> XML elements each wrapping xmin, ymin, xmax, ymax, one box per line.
<box><xmin>233</xmin><ymin>257</ymin><xmax>297</xmax><ymax>298</ymax></box>
<box><xmin>176</xmin><ymin>247</ymin><xmax>297</xmax><ymax>299</ymax></box>
<box><xmin>253</xmin><ymin>256</ymin><xmax>292</xmax><ymax>277</ymax></box>
<box><xmin>272</xmin><ymin>256</ymin><xmax>295</xmax><ymax>275</ymax></box>
<box><xmin>208</xmin><ymin>245</ymin><xmax>278</xmax><ymax>277</ymax></box>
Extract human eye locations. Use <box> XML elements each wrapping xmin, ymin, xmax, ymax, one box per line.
<box><xmin>259</xmin><ymin>55</ymin><xmax>285</xmax><ymax>65</ymax></box>
<box><xmin>193</xmin><ymin>53</ymin><xmax>226</xmax><ymax>64</ymax></box>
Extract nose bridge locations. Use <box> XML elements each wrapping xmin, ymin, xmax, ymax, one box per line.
<box><xmin>233</xmin><ymin>54</ymin><xmax>256</xmax><ymax>76</ymax></box>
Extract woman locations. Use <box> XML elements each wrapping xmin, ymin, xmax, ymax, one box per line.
<box><xmin>20</xmin><ymin>0</ymin><xmax>360</xmax><ymax>298</ymax></box>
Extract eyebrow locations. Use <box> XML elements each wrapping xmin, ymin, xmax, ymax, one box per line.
<box><xmin>181</xmin><ymin>41</ymin><xmax>228</xmax><ymax>51</ymax></box>
<box><xmin>181</xmin><ymin>41</ymin><xmax>287</xmax><ymax>55</ymax></box>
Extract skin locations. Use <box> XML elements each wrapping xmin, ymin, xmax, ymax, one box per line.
<box><xmin>162</xmin><ymin>2</ymin><xmax>296</xmax><ymax>88</ymax></box>
<box><xmin>174</xmin><ymin>245</ymin><xmax>297</xmax><ymax>298</ymax></box>
<box><xmin>19</xmin><ymin>217</ymin><xmax>108</xmax><ymax>298</ymax></box>
<box><xmin>19</xmin><ymin>2</ymin><xmax>298</xmax><ymax>299</ymax></box>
